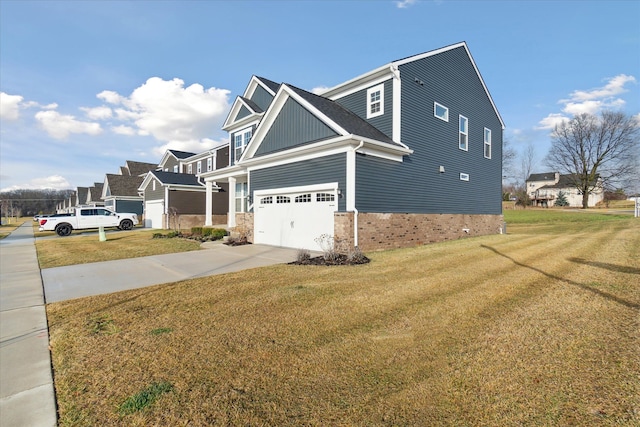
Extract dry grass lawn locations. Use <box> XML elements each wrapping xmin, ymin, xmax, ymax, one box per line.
<box><xmin>36</xmin><ymin>229</ymin><xmax>202</xmax><ymax>268</ymax></box>
<box><xmin>47</xmin><ymin>212</ymin><xmax>640</xmax><ymax>426</ymax></box>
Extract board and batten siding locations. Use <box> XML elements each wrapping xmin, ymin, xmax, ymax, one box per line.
<box><xmin>333</xmin><ymin>78</ymin><xmax>393</xmax><ymax>139</ymax></box>
<box><xmin>251</xmin><ymin>84</ymin><xmax>274</xmax><ymax>112</ymax></box>
<box><xmin>236</xmin><ymin>105</ymin><xmax>252</xmax><ymax>121</ymax></box>
<box><xmin>249</xmin><ymin>153</ymin><xmax>347</xmax><ymax>212</ymax></box>
<box><xmin>356</xmin><ymin>46</ymin><xmax>502</xmax><ymax>215</ymax></box>
<box><xmin>254</xmin><ymin>98</ymin><xmax>338</xmax><ymax>157</ymax></box>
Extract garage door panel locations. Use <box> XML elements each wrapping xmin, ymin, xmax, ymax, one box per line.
<box><xmin>254</xmin><ymin>188</ymin><xmax>336</xmax><ymax>250</ymax></box>
<box><xmin>144</xmin><ymin>201</ymin><xmax>164</xmax><ymax>229</ymax></box>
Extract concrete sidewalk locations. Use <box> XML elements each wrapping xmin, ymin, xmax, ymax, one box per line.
<box><xmin>0</xmin><ymin>222</ymin><xmax>57</xmax><ymax>427</ymax></box>
<box><xmin>42</xmin><ymin>241</ymin><xmax>306</xmax><ymax>303</ymax></box>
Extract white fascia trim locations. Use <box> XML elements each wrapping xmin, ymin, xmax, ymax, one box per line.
<box><xmin>222</xmin><ymin>96</ymin><xmax>264</xmax><ymax>130</ymax></box>
<box><xmin>138</xmin><ymin>172</ymin><xmax>155</xmax><ymax>192</ymax></box>
<box><xmin>105</xmin><ymin>195</ymin><xmax>142</xmax><ymax>201</ymax></box>
<box><xmin>157</xmin><ymin>151</ymin><xmax>178</xmax><ymax>169</ymax></box>
<box><xmin>254</xmin><ymin>182</ymin><xmax>339</xmax><ymax>197</ymax></box>
<box><xmin>222</xmin><ymin>113</ymin><xmax>262</xmax><ymax>132</ymax></box>
<box><xmin>201</xmin><ymin>165</ymin><xmax>248</xmax><ymax>182</ymax></box>
<box><xmin>320</xmin><ymin>65</ymin><xmax>394</xmax><ymax>99</ymax></box>
<box><xmin>165</xmin><ymin>184</ymin><xmax>213</xmax><ymax>192</ymax></box>
<box><xmin>240</xmin><ymin>85</ymin><xmax>351</xmax><ymax>162</ymax></box>
<box><xmin>243</xmin><ymin>75</ymin><xmax>277</xmax><ymax>99</ymax></box>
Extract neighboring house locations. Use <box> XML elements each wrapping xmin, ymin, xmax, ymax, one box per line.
<box><xmin>200</xmin><ymin>42</ymin><xmax>505</xmax><ymax>252</ymax></box>
<box><xmin>139</xmin><ymin>145</ymin><xmax>230</xmax><ymax>228</ymax></box>
<box><xmin>527</xmin><ymin>172</ymin><xmax>604</xmax><ymax>208</ymax></box>
<box><xmin>157</xmin><ymin>150</ymin><xmax>197</xmax><ymax>173</ymax></box>
<box><xmin>102</xmin><ymin>161</ymin><xmax>157</xmax><ymax>214</ymax></box>
<box><xmin>85</xmin><ymin>183</ymin><xmax>105</xmax><ymax>207</ymax></box>
<box><xmin>74</xmin><ymin>187</ymin><xmax>89</xmax><ymax>207</ymax></box>
<box><xmin>138</xmin><ymin>170</ymin><xmax>228</xmax><ymax>229</ymax></box>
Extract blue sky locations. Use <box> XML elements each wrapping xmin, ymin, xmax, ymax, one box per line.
<box><xmin>1</xmin><ymin>0</ymin><xmax>638</xmax><ymax>192</ymax></box>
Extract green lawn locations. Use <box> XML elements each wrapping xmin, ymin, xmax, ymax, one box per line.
<box><xmin>47</xmin><ymin>211</ymin><xmax>639</xmax><ymax>426</ymax></box>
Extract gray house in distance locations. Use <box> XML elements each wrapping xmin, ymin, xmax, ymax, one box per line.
<box><xmin>200</xmin><ymin>42</ymin><xmax>505</xmax><ymax>252</ymax></box>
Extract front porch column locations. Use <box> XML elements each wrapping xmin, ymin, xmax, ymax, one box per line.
<box><xmin>228</xmin><ymin>176</ymin><xmax>236</xmax><ymax>227</ymax></box>
<box><xmin>205</xmin><ymin>180</ymin><xmax>213</xmax><ymax>226</ymax></box>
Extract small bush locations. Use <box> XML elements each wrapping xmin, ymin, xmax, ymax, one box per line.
<box><xmin>191</xmin><ymin>227</ymin><xmax>203</xmax><ymax>236</ymax></box>
<box><xmin>347</xmin><ymin>247</ymin><xmax>368</xmax><ymax>264</ymax></box>
<box><xmin>296</xmin><ymin>249</ymin><xmax>311</xmax><ymax>263</ymax></box>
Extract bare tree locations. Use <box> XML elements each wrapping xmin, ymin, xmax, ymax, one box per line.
<box><xmin>545</xmin><ymin>111</ymin><xmax>639</xmax><ymax>209</ymax></box>
<box><xmin>502</xmin><ymin>138</ymin><xmax>517</xmax><ymax>182</ymax></box>
<box><xmin>520</xmin><ymin>143</ymin><xmax>537</xmax><ymax>186</ymax></box>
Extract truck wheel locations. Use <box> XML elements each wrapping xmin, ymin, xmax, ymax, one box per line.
<box><xmin>119</xmin><ymin>219</ymin><xmax>133</xmax><ymax>230</ymax></box>
<box><xmin>56</xmin><ymin>223</ymin><xmax>72</xmax><ymax>237</ymax></box>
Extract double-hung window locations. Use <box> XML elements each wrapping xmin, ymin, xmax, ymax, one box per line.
<box><xmin>459</xmin><ymin>115</ymin><xmax>468</xmax><ymax>151</ymax></box>
<box><xmin>366</xmin><ymin>84</ymin><xmax>384</xmax><ymax>119</ymax></box>
<box><xmin>235</xmin><ymin>182</ymin><xmax>248</xmax><ymax>212</ymax></box>
<box><xmin>484</xmin><ymin>127</ymin><xmax>492</xmax><ymax>159</ymax></box>
<box><xmin>434</xmin><ymin>102</ymin><xmax>448</xmax><ymax>122</ymax></box>
<box><xmin>187</xmin><ymin>164</ymin><xmax>193</xmax><ymax>174</ymax></box>
<box><xmin>173</xmin><ymin>165</ymin><xmax>178</xmax><ymax>173</ymax></box>
<box><xmin>207</xmin><ymin>157</ymin><xmax>212</xmax><ymax>172</ymax></box>
<box><xmin>234</xmin><ymin>127</ymin><xmax>252</xmax><ymax>162</ymax></box>
<box><xmin>197</xmin><ymin>161</ymin><xmax>202</xmax><ymax>174</ymax></box>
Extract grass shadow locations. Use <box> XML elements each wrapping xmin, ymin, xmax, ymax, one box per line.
<box><xmin>568</xmin><ymin>257</ymin><xmax>640</xmax><ymax>275</ymax></box>
<box><xmin>481</xmin><ymin>245</ymin><xmax>639</xmax><ymax>310</ymax></box>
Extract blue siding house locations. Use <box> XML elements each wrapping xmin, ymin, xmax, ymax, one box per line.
<box><xmin>201</xmin><ymin>42</ymin><xmax>505</xmax><ymax>252</ymax></box>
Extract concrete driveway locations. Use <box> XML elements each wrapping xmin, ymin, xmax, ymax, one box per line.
<box><xmin>42</xmin><ymin>242</ymin><xmax>306</xmax><ymax>303</ymax></box>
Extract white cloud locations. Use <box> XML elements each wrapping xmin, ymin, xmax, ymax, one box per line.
<box><xmin>311</xmin><ymin>86</ymin><xmax>330</xmax><ymax>95</ymax></box>
<box><xmin>97</xmin><ymin>90</ymin><xmax>125</xmax><ymax>104</ymax></box>
<box><xmin>1</xmin><ymin>175</ymin><xmax>72</xmax><ymax>192</ymax></box>
<box><xmin>395</xmin><ymin>0</ymin><xmax>418</xmax><ymax>8</ymax></box>
<box><xmin>35</xmin><ymin>109</ymin><xmax>103</xmax><ymax>139</ymax></box>
<box><xmin>102</xmin><ymin>77</ymin><xmax>230</xmax><ymax>147</ymax></box>
<box><xmin>81</xmin><ymin>105</ymin><xmax>113</xmax><ymax>120</ymax></box>
<box><xmin>539</xmin><ymin>74</ymin><xmax>637</xmax><ymax>129</ymax></box>
<box><xmin>0</xmin><ymin>92</ymin><xmax>24</xmax><ymax>121</ymax></box>
<box><xmin>111</xmin><ymin>125</ymin><xmax>136</xmax><ymax>135</ymax></box>
<box><xmin>537</xmin><ymin>113</ymin><xmax>569</xmax><ymax>130</ymax></box>
<box><xmin>563</xmin><ymin>74</ymin><xmax>636</xmax><ymax>102</ymax></box>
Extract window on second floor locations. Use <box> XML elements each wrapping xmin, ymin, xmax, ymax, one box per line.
<box><xmin>173</xmin><ymin>165</ymin><xmax>178</xmax><ymax>173</ymax></box>
<box><xmin>187</xmin><ymin>164</ymin><xmax>193</xmax><ymax>174</ymax></box>
<box><xmin>197</xmin><ymin>161</ymin><xmax>202</xmax><ymax>174</ymax></box>
<box><xmin>207</xmin><ymin>157</ymin><xmax>212</xmax><ymax>172</ymax></box>
<box><xmin>234</xmin><ymin>127</ymin><xmax>252</xmax><ymax>163</ymax></box>
<box><xmin>367</xmin><ymin>84</ymin><xmax>384</xmax><ymax>119</ymax></box>
<box><xmin>459</xmin><ymin>115</ymin><xmax>468</xmax><ymax>151</ymax></box>
<box><xmin>434</xmin><ymin>102</ymin><xmax>448</xmax><ymax>122</ymax></box>
<box><xmin>484</xmin><ymin>127</ymin><xmax>492</xmax><ymax>159</ymax></box>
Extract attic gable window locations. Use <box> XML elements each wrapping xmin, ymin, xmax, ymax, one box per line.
<box><xmin>434</xmin><ymin>102</ymin><xmax>448</xmax><ymax>122</ymax></box>
<box><xmin>484</xmin><ymin>127</ymin><xmax>492</xmax><ymax>159</ymax></box>
<box><xmin>234</xmin><ymin>127</ymin><xmax>252</xmax><ymax>162</ymax></box>
<box><xmin>367</xmin><ymin>84</ymin><xmax>384</xmax><ymax>119</ymax></box>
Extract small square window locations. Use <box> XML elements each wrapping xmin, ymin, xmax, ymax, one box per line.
<box><xmin>295</xmin><ymin>194</ymin><xmax>311</xmax><ymax>203</ymax></box>
<box><xmin>434</xmin><ymin>102</ymin><xmax>448</xmax><ymax>122</ymax></box>
<box><xmin>460</xmin><ymin>173</ymin><xmax>470</xmax><ymax>181</ymax></box>
<box><xmin>366</xmin><ymin>84</ymin><xmax>384</xmax><ymax>119</ymax></box>
<box><xmin>276</xmin><ymin>196</ymin><xmax>291</xmax><ymax>204</ymax></box>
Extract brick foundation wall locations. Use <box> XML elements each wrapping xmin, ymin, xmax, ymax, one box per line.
<box><xmin>336</xmin><ymin>212</ymin><xmax>504</xmax><ymax>252</ymax></box>
<box><xmin>233</xmin><ymin>212</ymin><xmax>254</xmax><ymax>242</ymax></box>
<box><xmin>156</xmin><ymin>214</ymin><xmax>227</xmax><ymax>230</ymax></box>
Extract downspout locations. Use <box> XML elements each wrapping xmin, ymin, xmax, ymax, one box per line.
<box><xmin>352</xmin><ymin>140</ymin><xmax>364</xmax><ymax>248</ymax></box>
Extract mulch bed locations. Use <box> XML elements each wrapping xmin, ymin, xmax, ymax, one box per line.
<box><xmin>289</xmin><ymin>254</ymin><xmax>370</xmax><ymax>266</ymax></box>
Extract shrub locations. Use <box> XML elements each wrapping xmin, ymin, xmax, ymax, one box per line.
<box><xmin>296</xmin><ymin>248</ymin><xmax>311</xmax><ymax>263</ymax></box>
<box><xmin>347</xmin><ymin>247</ymin><xmax>368</xmax><ymax>264</ymax></box>
<box><xmin>314</xmin><ymin>234</ymin><xmax>341</xmax><ymax>262</ymax></box>
<box><xmin>191</xmin><ymin>227</ymin><xmax>203</xmax><ymax>236</ymax></box>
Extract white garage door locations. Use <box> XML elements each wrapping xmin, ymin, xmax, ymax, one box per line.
<box><xmin>144</xmin><ymin>200</ymin><xmax>164</xmax><ymax>228</ymax></box>
<box><xmin>254</xmin><ymin>184</ymin><xmax>338</xmax><ymax>250</ymax></box>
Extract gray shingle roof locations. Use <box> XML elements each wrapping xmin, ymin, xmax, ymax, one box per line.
<box><xmin>106</xmin><ymin>174</ymin><xmax>144</xmax><ymax>197</ymax></box>
<box><xmin>256</xmin><ymin>76</ymin><xmax>280</xmax><ymax>94</ymax></box>
<box><xmin>151</xmin><ymin>171</ymin><xmax>205</xmax><ymax>187</ymax></box>
<box><xmin>168</xmin><ymin>150</ymin><xmax>197</xmax><ymax>160</ymax></box>
<box><xmin>528</xmin><ymin>172</ymin><xmax>558</xmax><ymax>182</ymax></box>
<box><xmin>88</xmin><ymin>183</ymin><xmax>104</xmax><ymax>201</ymax></box>
<box><xmin>240</xmin><ymin>96</ymin><xmax>263</xmax><ymax>113</ymax></box>
<box><xmin>286</xmin><ymin>84</ymin><xmax>397</xmax><ymax>145</ymax></box>
<box><xmin>125</xmin><ymin>161</ymin><xmax>158</xmax><ymax>177</ymax></box>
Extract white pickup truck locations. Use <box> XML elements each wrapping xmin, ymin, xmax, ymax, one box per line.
<box><xmin>39</xmin><ymin>207</ymin><xmax>139</xmax><ymax>236</ymax></box>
